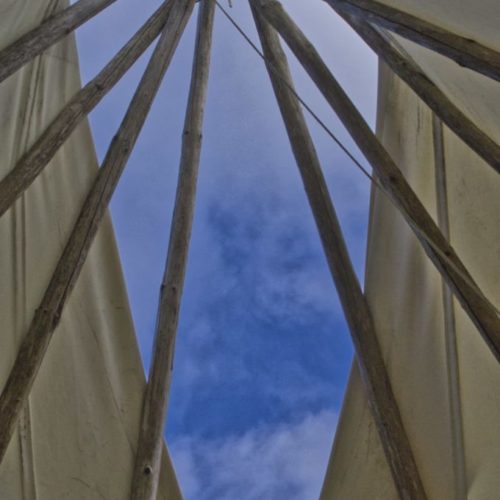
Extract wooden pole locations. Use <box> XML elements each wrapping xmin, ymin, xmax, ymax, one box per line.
<box><xmin>0</xmin><ymin>0</ymin><xmax>194</xmax><ymax>466</ymax></box>
<box><xmin>0</xmin><ymin>0</ymin><xmax>118</xmax><ymax>84</ymax></box>
<box><xmin>250</xmin><ymin>3</ymin><xmax>427</xmax><ymax>499</ymax></box>
<box><xmin>328</xmin><ymin>11</ymin><xmax>500</xmax><ymax>177</ymax></box>
<box><xmin>256</xmin><ymin>0</ymin><xmax>500</xmax><ymax>363</ymax></box>
<box><xmin>129</xmin><ymin>1</ymin><xmax>215</xmax><ymax>499</ymax></box>
<box><xmin>323</xmin><ymin>0</ymin><xmax>500</xmax><ymax>84</ymax></box>
<box><xmin>0</xmin><ymin>1</ymin><xmax>174</xmax><ymax>218</ymax></box>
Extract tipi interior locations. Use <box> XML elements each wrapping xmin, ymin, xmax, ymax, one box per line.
<box><xmin>1</xmin><ymin>0</ymin><xmax>499</xmax><ymax>498</ymax></box>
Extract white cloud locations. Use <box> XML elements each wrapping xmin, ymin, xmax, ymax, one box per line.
<box><xmin>170</xmin><ymin>410</ymin><xmax>337</xmax><ymax>500</ymax></box>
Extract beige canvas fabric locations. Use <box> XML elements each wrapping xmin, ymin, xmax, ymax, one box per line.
<box><xmin>321</xmin><ymin>1</ymin><xmax>500</xmax><ymax>499</ymax></box>
<box><xmin>0</xmin><ymin>1</ymin><xmax>182</xmax><ymax>498</ymax></box>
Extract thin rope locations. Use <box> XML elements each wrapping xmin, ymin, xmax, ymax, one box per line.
<box><xmin>215</xmin><ymin>0</ymin><xmax>374</xmax><ymax>183</ymax></box>
<box><xmin>215</xmin><ymin>0</ymin><xmax>500</xmax><ymax>318</ymax></box>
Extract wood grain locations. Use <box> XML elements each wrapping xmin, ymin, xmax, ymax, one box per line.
<box><xmin>257</xmin><ymin>0</ymin><xmax>500</xmax><ymax>364</ymax></box>
<box><xmin>0</xmin><ymin>0</ymin><xmax>193</xmax><ymax>466</ymax></box>
<box><xmin>325</xmin><ymin>0</ymin><xmax>500</xmax><ymax>83</ymax></box>
<box><xmin>0</xmin><ymin>1</ymin><xmax>173</xmax><ymax>217</ymax></box>
<box><xmin>251</xmin><ymin>2</ymin><xmax>428</xmax><ymax>498</ymax></box>
<box><xmin>129</xmin><ymin>1</ymin><xmax>214</xmax><ymax>499</ymax></box>
<box><xmin>0</xmin><ymin>0</ymin><xmax>117</xmax><ymax>84</ymax></box>
<box><xmin>331</xmin><ymin>10</ymin><xmax>500</xmax><ymax>176</ymax></box>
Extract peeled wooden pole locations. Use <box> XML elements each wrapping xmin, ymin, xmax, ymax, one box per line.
<box><xmin>250</xmin><ymin>4</ymin><xmax>427</xmax><ymax>499</ymax></box>
<box><xmin>256</xmin><ymin>0</ymin><xmax>500</xmax><ymax>363</ymax></box>
<box><xmin>0</xmin><ymin>0</ymin><xmax>174</xmax><ymax>218</ymax></box>
<box><xmin>0</xmin><ymin>0</ymin><xmax>117</xmax><ymax>84</ymax></box>
<box><xmin>0</xmin><ymin>0</ymin><xmax>194</xmax><ymax>465</ymax></box>
<box><xmin>329</xmin><ymin>11</ymin><xmax>500</xmax><ymax>176</ymax></box>
<box><xmin>129</xmin><ymin>2</ymin><xmax>215</xmax><ymax>499</ymax></box>
<box><xmin>323</xmin><ymin>0</ymin><xmax>500</xmax><ymax>84</ymax></box>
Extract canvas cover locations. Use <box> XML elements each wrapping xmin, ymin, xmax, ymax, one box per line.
<box><xmin>0</xmin><ymin>1</ymin><xmax>182</xmax><ymax>498</ymax></box>
<box><xmin>321</xmin><ymin>1</ymin><xmax>500</xmax><ymax>499</ymax></box>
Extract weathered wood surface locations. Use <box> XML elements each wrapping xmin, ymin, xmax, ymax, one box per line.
<box><xmin>250</xmin><ymin>3</ymin><xmax>427</xmax><ymax>499</ymax></box>
<box><xmin>330</xmin><ymin>11</ymin><xmax>500</xmax><ymax>176</ymax></box>
<box><xmin>0</xmin><ymin>0</ymin><xmax>193</xmax><ymax>465</ymax></box>
<box><xmin>129</xmin><ymin>1</ymin><xmax>213</xmax><ymax>499</ymax></box>
<box><xmin>324</xmin><ymin>0</ymin><xmax>500</xmax><ymax>83</ymax></box>
<box><xmin>257</xmin><ymin>0</ymin><xmax>500</xmax><ymax>363</ymax></box>
<box><xmin>0</xmin><ymin>1</ymin><xmax>174</xmax><ymax>218</ymax></box>
<box><xmin>0</xmin><ymin>0</ymin><xmax>117</xmax><ymax>84</ymax></box>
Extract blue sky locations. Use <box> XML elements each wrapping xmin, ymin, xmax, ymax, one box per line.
<box><xmin>75</xmin><ymin>1</ymin><xmax>377</xmax><ymax>497</ymax></box>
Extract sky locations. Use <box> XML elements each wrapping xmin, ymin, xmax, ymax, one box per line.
<box><xmin>74</xmin><ymin>1</ymin><xmax>377</xmax><ymax>498</ymax></box>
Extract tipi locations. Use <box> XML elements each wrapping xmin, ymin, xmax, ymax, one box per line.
<box><xmin>0</xmin><ymin>0</ymin><xmax>499</xmax><ymax>499</ymax></box>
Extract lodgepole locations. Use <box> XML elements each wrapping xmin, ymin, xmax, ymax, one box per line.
<box><xmin>255</xmin><ymin>0</ymin><xmax>500</xmax><ymax>363</ymax></box>
<box><xmin>0</xmin><ymin>0</ymin><xmax>194</xmax><ymax>466</ymax></box>
<box><xmin>0</xmin><ymin>0</ymin><xmax>174</xmax><ymax>218</ymax></box>
<box><xmin>129</xmin><ymin>1</ymin><xmax>215</xmax><ymax>499</ymax></box>
<box><xmin>250</xmin><ymin>3</ymin><xmax>427</xmax><ymax>499</ymax></box>
<box><xmin>330</xmin><ymin>11</ymin><xmax>500</xmax><ymax>176</ymax></box>
<box><xmin>0</xmin><ymin>0</ymin><xmax>118</xmax><ymax>84</ymax></box>
<box><xmin>323</xmin><ymin>0</ymin><xmax>500</xmax><ymax>84</ymax></box>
